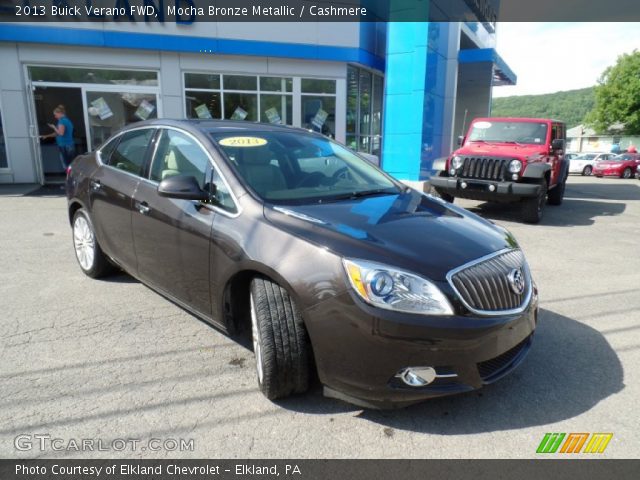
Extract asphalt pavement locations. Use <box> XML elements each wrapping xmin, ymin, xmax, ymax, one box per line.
<box><xmin>0</xmin><ymin>175</ymin><xmax>638</xmax><ymax>458</ymax></box>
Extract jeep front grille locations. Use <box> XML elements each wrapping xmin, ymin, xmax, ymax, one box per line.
<box><xmin>447</xmin><ymin>249</ymin><xmax>531</xmax><ymax>315</ymax></box>
<box><xmin>460</xmin><ymin>157</ymin><xmax>508</xmax><ymax>181</ymax></box>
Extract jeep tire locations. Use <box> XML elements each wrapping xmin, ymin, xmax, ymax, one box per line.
<box><xmin>521</xmin><ymin>179</ymin><xmax>547</xmax><ymax>224</ymax></box>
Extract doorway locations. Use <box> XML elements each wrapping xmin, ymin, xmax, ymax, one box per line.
<box><xmin>33</xmin><ymin>86</ymin><xmax>87</xmax><ymax>184</ymax></box>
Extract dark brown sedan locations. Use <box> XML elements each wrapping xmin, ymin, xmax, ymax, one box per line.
<box><xmin>66</xmin><ymin>120</ymin><xmax>538</xmax><ymax>408</ymax></box>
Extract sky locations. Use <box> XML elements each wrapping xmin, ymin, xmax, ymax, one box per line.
<box><xmin>493</xmin><ymin>23</ymin><xmax>640</xmax><ymax>98</ymax></box>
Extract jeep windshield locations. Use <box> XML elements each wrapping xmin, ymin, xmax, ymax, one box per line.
<box><xmin>211</xmin><ymin>130</ymin><xmax>400</xmax><ymax>205</ymax></box>
<box><xmin>467</xmin><ymin>121</ymin><xmax>548</xmax><ymax>145</ymax></box>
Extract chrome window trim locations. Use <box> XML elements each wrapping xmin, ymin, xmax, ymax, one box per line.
<box><xmin>96</xmin><ymin>125</ymin><xmax>242</xmax><ymax>219</ymax></box>
<box><xmin>446</xmin><ymin>248</ymin><xmax>533</xmax><ymax>317</ymax></box>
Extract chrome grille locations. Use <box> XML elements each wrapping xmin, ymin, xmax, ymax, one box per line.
<box><xmin>448</xmin><ymin>249</ymin><xmax>530</xmax><ymax>315</ymax></box>
<box><xmin>460</xmin><ymin>157</ymin><xmax>508</xmax><ymax>181</ymax></box>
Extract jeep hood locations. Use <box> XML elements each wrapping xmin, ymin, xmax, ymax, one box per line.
<box><xmin>456</xmin><ymin>142</ymin><xmax>548</xmax><ymax>160</ymax></box>
<box><xmin>264</xmin><ymin>189</ymin><xmax>518</xmax><ymax>281</ymax></box>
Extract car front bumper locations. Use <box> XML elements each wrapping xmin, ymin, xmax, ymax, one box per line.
<box><xmin>430</xmin><ymin>176</ymin><xmax>540</xmax><ymax>202</ymax></box>
<box><xmin>303</xmin><ymin>289</ymin><xmax>538</xmax><ymax>408</ymax></box>
<box><xmin>593</xmin><ymin>168</ymin><xmax>623</xmax><ymax>176</ymax></box>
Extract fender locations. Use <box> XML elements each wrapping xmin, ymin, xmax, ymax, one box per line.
<box><xmin>521</xmin><ymin>162</ymin><xmax>551</xmax><ymax>180</ymax></box>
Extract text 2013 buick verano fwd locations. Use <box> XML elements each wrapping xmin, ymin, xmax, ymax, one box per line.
<box><xmin>66</xmin><ymin>120</ymin><xmax>538</xmax><ymax>408</ymax></box>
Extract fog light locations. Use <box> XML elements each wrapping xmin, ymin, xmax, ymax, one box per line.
<box><xmin>397</xmin><ymin>367</ymin><xmax>437</xmax><ymax>387</ymax></box>
<box><xmin>461</xmin><ymin>181</ymin><xmax>468</xmax><ymax>189</ymax></box>
<box><xmin>489</xmin><ymin>184</ymin><xmax>496</xmax><ymax>192</ymax></box>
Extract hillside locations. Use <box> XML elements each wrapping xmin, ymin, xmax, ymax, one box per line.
<box><xmin>491</xmin><ymin>87</ymin><xmax>595</xmax><ymax>128</ymax></box>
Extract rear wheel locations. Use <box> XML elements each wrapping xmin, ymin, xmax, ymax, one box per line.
<box><xmin>622</xmin><ymin>167</ymin><xmax>632</xmax><ymax>179</ymax></box>
<box><xmin>521</xmin><ymin>179</ymin><xmax>547</xmax><ymax>224</ymax></box>
<box><xmin>582</xmin><ymin>165</ymin><xmax>592</xmax><ymax>176</ymax></box>
<box><xmin>250</xmin><ymin>277</ymin><xmax>310</xmax><ymax>400</ymax></box>
<box><xmin>72</xmin><ymin>209</ymin><xmax>114</xmax><ymax>278</ymax></box>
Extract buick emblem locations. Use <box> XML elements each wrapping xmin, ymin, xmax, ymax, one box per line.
<box><xmin>507</xmin><ymin>268</ymin><xmax>525</xmax><ymax>295</ymax></box>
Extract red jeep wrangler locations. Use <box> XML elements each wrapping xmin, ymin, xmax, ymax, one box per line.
<box><xmin>431</xmin><ymin>117</ymin><xmax>568</xmax><ymax>223</ymax></box>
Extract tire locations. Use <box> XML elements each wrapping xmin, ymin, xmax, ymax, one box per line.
<box><xmin>582</xmin><ymin>165</ymin><xmax>592</xmax><ymax>176</ymax></box>
<box><xmin>521</xmin><ymin>179</ymin><xmax>547</xmax><ymax>224</ymax></box>
<box><xmin>72</xmin><ymin>209</ymin><xmax>114</xmax><ymax>278</ymax></box>
<box><xmin>547</xmin><ymin>177</ymin><xmax>566</xmax><ymax>206</ymax></box>
<box><xmin>622</xmin><ymin>167</ymin><xmax>632</xmax><ymax>179</ymax></box>
<box><xmin>250</xmin><ymin>277</ymin><xmax>310</xmax><ymax>400</ymax></box>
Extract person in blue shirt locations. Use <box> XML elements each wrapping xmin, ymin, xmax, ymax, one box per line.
<box><xmin>40</xmin><ymin>105</ymin><xmax>75</xmax><ymax>169</ymax></box>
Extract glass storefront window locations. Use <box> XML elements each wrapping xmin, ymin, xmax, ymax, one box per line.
<box><xmin>224</xmin><ymin>92</ymin><xmax>258</xmax><ymax>121</ymax></box>
<box><xmin>346</xmin><ymin>66</ymin><xmax>384</xmax><ymax>155</ymax></box>
<box><xmin>223</xmin><ymin>75</ymin><xmax>258</xmax><ymax>91</ymax></box>
<box><xmin>302</xmin><ymin>95</ymin><xmax>336</xmax><ymax>138</ymax></box>
<box><xmin>184</xmin><ymin>73</ymin><xmax>293</xmax><ymax>125</ymax></box>
<box><xmin>0</xmin><ymin>107</ymin><xmax>7</xmax><ymax>169</ymax></box>
<box><xmin>185</xmin><ymin>73</ymin><xmax>220</xmax><ymax>90</ymax></box>
<box><xmin>260</xmin><ymin>77</ymin><xmax>293</xmax><ymax>92</ymax></box>
<box><xmin>260</xmin><ymin>94</ymin><xmax>292</xmax><ymax>125</ymax></box>
<box><xmin>185</xmin><ymin>91</ymin><xmax>222</xmax><ymax>119</ymax></box>
<box><xmin>29</xmin><ymin>66</ymin><xmax>158</xmax><ymax>86</ymax></box>
<box><xmin>86</xmin><ymin>91</ymin><xmax>158</xmax><ymax>148</ymax></box>
<box><xmin>301</xmin><ymin>78</ymin><xmax>336</xmax><ymax>94</ymax></box>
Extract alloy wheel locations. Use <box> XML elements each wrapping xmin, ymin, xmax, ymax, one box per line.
<box><xmin>73</xmin><ymin>215</ymin><xmax>95</xmax><ymax>271</ymax></box>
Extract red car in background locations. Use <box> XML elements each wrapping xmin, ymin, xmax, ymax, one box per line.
<box><xmin>593</xmin><ymin>153</ymin><xmax>640</xmax><ymax>179</ymax></box>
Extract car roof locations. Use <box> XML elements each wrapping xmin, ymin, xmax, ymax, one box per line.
<box><xmin>122</xmin><ymin>118</ymin><xmax>313</xmax><ymax>135</ymax></box>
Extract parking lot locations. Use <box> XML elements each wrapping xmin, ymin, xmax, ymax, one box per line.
<box><xmin>0</xmin><ymin>175</ymin><xmax>638</xmax><ymax>459</ymax></box>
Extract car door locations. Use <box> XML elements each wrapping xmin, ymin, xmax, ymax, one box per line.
<box><xmin>131</xmin><ymin>128</ymin><xmax>216</xmax><ymax>316</ymax></box>
<box><xmin>88</xmin><ymin>128</ymin><xmax>155</xmax><ymax>272</ymax></box>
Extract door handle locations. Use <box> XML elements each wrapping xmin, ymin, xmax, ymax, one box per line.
<box><xmin>138</xmin><ymin>202</ymin><xmax>151</xmax><ymax>215</ymax></box>
<box><xmin>90</xmin><ymin>179</ymin><xmax>101</xmax><ymax>190</ymax></box>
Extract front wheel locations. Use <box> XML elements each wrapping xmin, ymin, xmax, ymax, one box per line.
<box><xmin>521</xmin><ymin>180</ymin><xmax>547</xmax><ymax>224</ymax></box>
<box><xmin>72</xmin><ymin>209</ymin><xmax>114</xmax><ymax>278</ymax></box>
<box><xmin>622</xmin><ymin>167</ymin><xmax>632</xmax><ymax>179</ymax></box>
<box><xmin>582</xmin><ymin>165</ymin><xmax>592</xmax><ymax>176</ymax></box>
<box><xmin>433</xmin><ymin>188</ymin><xmax>455</xmax><ymax>203</ymax></box>
<box><xmin>250</xmin><ymin>277</ymin><xmax>310</xmax><ymax>400</ymax></box>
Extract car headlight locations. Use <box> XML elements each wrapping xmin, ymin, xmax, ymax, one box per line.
<box><xmin>452</xmin><ymin>156</ymin><xmax>463</xmax><ymax>169</ymax></box>
<box><xmin>508</xmin><ymin>159</ymin><xmax>523</xmax><ymax>173</ymax></box>
<box><xmin>342</xmin><ymin>258</ymin><xmax>454</xmax><ymax>315</ymax></box>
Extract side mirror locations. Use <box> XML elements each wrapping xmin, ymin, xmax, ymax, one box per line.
<box><xmin>551</xmin><ymin>138</ymin><xmax>564</xmax><ymax>151</ymax></box>
<box><xmin>457</xmin><ymin>135</ymin><xmax>465</xmax><ymax>146</ymax></box>
<box><xmin>158</xmin><ymin>175</ymin><xmax>210</xmax><ymax>201</ymax></box>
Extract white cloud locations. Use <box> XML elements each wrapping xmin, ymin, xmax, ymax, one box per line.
<box><xmin>493</xmin><ymin>22</ymin><xmax>640</xmax><ymax>98</ymax></box>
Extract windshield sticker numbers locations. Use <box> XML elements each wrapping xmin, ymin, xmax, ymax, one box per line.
<box><xmin>474</xmin><ymin>121</ymin><xmax>492</xmax><ymax>129</ymax></box>
<box><xmin>218</xmin><ymin>137</ymin><xmax>268</xmax><ymax>147</ymax></box>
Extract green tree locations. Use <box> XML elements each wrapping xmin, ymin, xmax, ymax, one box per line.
<box><xmin>586</xmin><ymin>50</ymin><xmax>640</xmax><ymax>134</ymax></box>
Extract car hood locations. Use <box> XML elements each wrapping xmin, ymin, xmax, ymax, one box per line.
<box><xmin>263</xmin><ymin>189</ymin><xmax>518</xmax><ymax>282</ymax></box>
<box><xmin>456</xmin><ymin>142</ymin><xmax>547</xmax><ymax>159</ymax></box>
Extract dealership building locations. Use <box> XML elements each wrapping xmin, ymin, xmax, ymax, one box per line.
<box><xmin>0</xmin><ymin>2</ymin><xmax>515</xmax><ymax>186</ymax></box>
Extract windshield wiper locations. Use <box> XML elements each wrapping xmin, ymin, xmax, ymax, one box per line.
<box><xmin>320</xmin><ymin>188</ymin><xmax>398</xmax><ymax>203</ymax></box>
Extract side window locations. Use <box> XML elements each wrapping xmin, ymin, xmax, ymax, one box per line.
<box><xmin>150</xmin><ymin>129</ymin><xmax>209</xmax><ymax>189</ymax></box>
<box><xmin>98</xmin><ymin>136</ymin><xmax>120</xmax><ymax>164</ymax></box>
<box><xmin>108</xmin><ymin>129</ymin><xmax>154</xmax><ymax>176</ymax></box>
<box><xmin>551</xmin><ymin>124</ymin><xmax>558</xmax><ymax>142</ymax></box>
<box><xmin>210</xmin><ymin>168</ymin><xmax>238</xmax><ymax>214</ymax></box>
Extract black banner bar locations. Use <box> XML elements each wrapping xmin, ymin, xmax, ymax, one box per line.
<box><xmin>1</xmin><ymin>0</ymin><xmax>640</xmax><ymax>23</ymax></box>
<box><xmin>0</xmin><ymin>459</ymin><xmax>638</xmax><ymax>480</ymax></box>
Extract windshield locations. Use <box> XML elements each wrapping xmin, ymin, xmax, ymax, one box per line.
<box><xmin>467</xmin><ymin>121</ymin><xmax>548</xmax><ymax>145</ymax></box>
<box><xmin>574</xmin><ymin>154</ymin><xmax>597</xmax><ymax>160</ymax></box>
<box><xmin>211</xmin><ymin>130</ymin><xmax>399</xmax><ymax>204</ymax></box>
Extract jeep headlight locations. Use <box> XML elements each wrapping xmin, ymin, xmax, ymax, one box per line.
<box><xmin>342</xmin><ymin>259</ymin><xmax>454</xmax><ymax>315</ymax></box>
<box><xmin>508</xmin><ymin>159</ymin><xmax>523</xmax><ymax>173</ymax></box>
<box><xmin>452</xmin><ymin>156</ymin><xmax>464</xmax><ymax>169</ymax></box>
